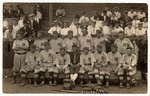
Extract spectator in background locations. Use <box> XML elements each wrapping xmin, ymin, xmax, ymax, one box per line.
<box><xmin>28</xmin><ymin>14</ymin><xmax>39</xmax><ymax>33</ymax></box>
<box><xmin>132</xmin><ymin>15</ymin><xmax>140</xmax><ymax>29</ymax></box>
<box><xmin>102</xmin><ymin>21</ymin><xmax>111</xmax><ymax>36</ymax></box>
<box><xmin>141</xmin><ymin>17</ymin><xmax>148</xmax><ymax>32</ymax></box>
<box><xmin>135</xmin><ymin>23</ymin><xmax>146</xmax><ymax>36</ymax></box>
<box><xmin>90</xmin><ymin>11</ymin><xmax>99</xmax><ymax>21</ymax></box>
<box><xmin>19</xmin><ymin>20</ymin><xmax>33</xmax><ymax>38</ymax></box>
<box><xmin>113</xmin><ymin>7</ymin><xmax>121</xmax><ymax>20</ymax></box>
<box><xmin>101</xmin><ymin>7</ymin><xmax>112</xmax><ymax>18</ymax></box>
<box><xmin>16</xmin><ymin>5</ymin><xmax>24</xmax><ymax>19</ymax></box>
<box><xmin>100</xmin><ymin>10</ymin><xmax>110</xmax><ymax>23</ymax></box>
<box><xmin>121</xmin><ymin>11</ymin><xmax>132</xmax><ymax>27</ymax></box>
<box><xmin>48</xmin><ymin>21</ymin><xmax>62</xmax><ymax>35</ymax></box>
<box><xmin>18</xmin><ymin>14</ymin><xmax>28</xmax><ymax>28</ymax></box>
<box><xmin>79</xmin><ymin>12</ymin><xmax>89</xmax><ymax>24</ymax></box>
<box><xmin>69</xmin><ymin>22</ymin><xmax>82</xmax><ymax>37</ymax></box>
<box><xmin>11</xmin><ymin>19</ymin><xmax>21</xmax><ymax>39</ymax></box>
<box><xmin>111</xmin><ymin>21</ymin><xmax>123</xmax><ymax>36</ymax></box>
<box><xmin>4</xmin><ymin>25</ymin><xmax>12</xmax><ymax>40</ymax></box>
<box><xmin>124</xmin><ymin>22</ymin><xmax>135</xmax><ymax>36</ymax></box>
<box><xmin>127</xmin><ymin>7</ymin><xmax>137</xmax><ymax>19</ymax></box>
<box><xmin>35</xmin><ymin>7</ymin><xmax>42</xmax><ymax>29</ymax></box>
<box><xmin>8</xmin><ymin>5</ymin><xmax>16</xmax><ymax>18</ymax></box>
<box><xmin>3</xmin><ymin>5</ymin><xmax>10</xmax><ymax>18</ymax></box>
<box><xmin>60</xmin><ymin>21</ymin><xmax>71</xmax><ymax>38</ymax></box>
<box><xmin>137</xmin><ymin>8</ymin><xmax>146</xmax><ymax>20</ymax></box>
<box><xmin>56</xmin><ymin>5</ymin><xmax>66</xmax><ymax>19</ymax></box>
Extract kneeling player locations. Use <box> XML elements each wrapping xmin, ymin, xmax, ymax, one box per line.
<box><xmin>107</xmin><ymin>44</ymin><xmax>122</xmax><ymax>87</ymax></box>
<box><xmin>79</xmin><ymin>47</ymin><xmax>95</xmax><ymax>85</ymax></box>
<box><xmin>120</xmin><ymin>47</ymin><xmax>137</xmax><ymax>88</ymax></box>
<box><xmin>20</xmin><ymin>45</ymin><xmax>41</xmax><ymax>87</ymax></box>
<box><xmin>53</xmin><ymin>47</ymin><xmax>71</xmax><ymax>84</ymax></box>
<box><xmin>39</xmin><ymin>42</ymin><xmax>56</xmax><ymax>86</ymax></box>
<box><xmin>93</xmin><ymin>45</ymin><xmax>109</xmax><ymax>87</ymax></box>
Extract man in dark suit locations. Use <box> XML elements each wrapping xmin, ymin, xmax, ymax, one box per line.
<box><xmin>69</xmin><ymin>44</ymin><xmax>80</xmax><ymax>85</ymax></box>
<box><xmin>100</xmin><ymin>10</ymin><xmax>110</xmax><ymax>23</ymax></box>
<box><xmin>3</xmin><ymin>5</ymin><xmax>10</xmax><ymax>18</ymax></box>
<box><xmin>19</xmin><ymin>20</ymin><xmax>33</xmax><ymax>38</ymax></box>
<box><xmin>28</xmin><ymin>14</ymin><xmax>40</xmax><ymax>33</ymax></box>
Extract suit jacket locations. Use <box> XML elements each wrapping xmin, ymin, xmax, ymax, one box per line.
<box><xmin>69</xmin><ymin>51</ymin><xmax>80</xmax><ymax>65</ymax></box>
<box><xmin>28</xmin><ymin>20</ymin><xmax>39</xmax><ymax>32</ymax></box>
<box><xmin>19</xmin><ymin>26</ymin><xmax>33</xmax><ymax>38</ymax></box>
<box><xmin>100</xmin><ymin>16</ymin><xmax>110</xmax><ymax>22</ymax></box>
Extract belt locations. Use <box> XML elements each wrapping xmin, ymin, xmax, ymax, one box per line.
<box><xmin>15</xmin><ymin>52</ymin><xmax>26</xmax><ymax>55</ymax></box>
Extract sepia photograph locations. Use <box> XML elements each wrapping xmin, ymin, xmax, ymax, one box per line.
<box><xmin>2</xmin><ymin>2</ymin><xmax>148</xmax><ymax>94</ymax></box>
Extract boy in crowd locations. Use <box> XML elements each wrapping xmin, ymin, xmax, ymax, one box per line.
<box><xmin>20</xmin><ymin>44</ymin><xmax>41</xmax><ymax>87</ymax></box>
<box><xmin>135</xmin><ymin>23</ymin><xmax>146</xmax><ymax>36</ymax></box>
<box><xmin>63</xmin><ymin>30</ymin><xmax>78</xmax><ymax>54</ymax></box>
<box><xmin>93</xmin><ymin>45</ymin><xmax>109</xmax><ymax>87</ymax></box>
<box><xmin>114</xmin><ymin>31</ymin><xmax>133</xmax><ymax>55</ymax></box>
<box><xmin>49</xmin><ymin>31</ymin><xmax>64</xmax><ymax>54</ymax></box>
<box><xmin>124</xmin><ymin>22</ymin><xmax>135</xmax><ymax>36</ymax></box>
<box><xmin>69</xmin><ymin>44</ymin><xmax>80</xmax><ymax>86</ymax></box>
<box><xmin>53</xmin><ymin>47</ymin><xmax>71</xmax><ymax>84</ymax></box>
<box><xmin>34</xmin><ymin>31</ymin><xmax>48</xmax><ymax>52</ymax></box>
<box><xmin>87</xmin><ymin>21</ymin><xmax>100</xmax><ymax>37</ymax></box>
<box><xmin>48</xmin><ymin>21</ymin><xmax>62</xmax><ymax>35</ymax></box>
<box><xmin>60</xmin><ymin>21</ymin><xmax>71</xmax><ymax>38</ymax></box>
<box><xmin>69</xmin><ymin>22</ymin><xmax>82</xmax><ymax>37</ymax></box>
<box><xmin>11</xmin><ymin>31</ymin><xmax>29</xmax><ymax>84</ymax></box>
<box><xmin>107</xmin><ymin>44</ymin><xmax>123</xmax><ymax>87</ymax></box>
<box><xmin>111</xmin><ymin>21</ymin><xmax>123</xmax><ymax>36</ymax></box>
<box><xmin>120</xmin><ymin>47</ymin><xmax>137</xmax><ymax>88</ymax></box>
<box><xmin>78</xmin><ymin>28</ymin><xmax>93</xmax><ymax>53</ymax></box>
<box><xmin>79</xmin><ymin>47</ymin><xmax>95</xmax><ymax>85</ymax></box>
<box><xmin>39</xmin><ymin>42</ymin><xmax>56</xmax><ymax>86</ymax></box>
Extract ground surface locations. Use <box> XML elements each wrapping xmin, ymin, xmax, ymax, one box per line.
<box><xmin>3</xmin><ymin>77</ymin><xmax>147</xmax><ymax>94</ymax></box>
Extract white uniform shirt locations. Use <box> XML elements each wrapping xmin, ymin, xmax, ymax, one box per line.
<box><xmin>137</xmin><ymin>12</ymin><xmax>146</xmax><ymax>19</ymax></box>
<box><xmin>102</xmin><ymin>25</ymin><xmax>111</xmax><ymax>35</ymax></box>
<box><xmin>12</xmin><ymin>25</ymin><xmax>20</xmax><ymax>39</ymax></box>
<box><xmin>34</xmin><ymin>39</ymin><xmax>48</xmax><ymax>51</ymax></box>
<box><xmin>87</xmin><ymin>25</ymin><xmax>100</xmax><ymax>35</ymax></box>
<box><xmin>124</xmin><ymin>26</ymin><xmax>135</xmax><ymax>36</ymax></box>
<box><xmin>132</xmin><ymin>20</ymin><xmax>140</xmax><ymax>28</ymax></box>
<box><xmin>135</xmin><ymin>28</ymin><xmax>146</xmax><ymax>36</ymax></box>
<box><xmin>69</xmin><ymin>25</ymin><xmax>82</xmax><ymax>36</ymax></box>
<box><xmin>79</xmin><ymin>16</ymin><xmax>89</xmax><ymax>24</ymax></box>
<box><xmin>60</xmin><ymin>27</ymin><xmax>71</xmax><ymax>36</ymax></box>
<box><xmin>111</xmin><ymin>26</ymin><xmax>123</xmax><ymax>34</ymax></box>
<box><xmin>127</xmin><ymin>11</ymin><xmax>137</xmax><ymax>19</ymax></box>
<box><xmin>48</xmin><ymin>26</ymin><xmax>62</xmax><ymax>34</ymax></box>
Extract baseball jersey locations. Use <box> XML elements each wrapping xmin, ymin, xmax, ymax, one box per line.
<box><xmin>12</xmin><ymin>39</ymin><xmax>29</xmax><ymax>53</ymax></box>
<box><xmin>127</xmin><ymin>11</ymin><xmax>137</xmax><ymax>19</ymax></box>
<box><xmin>107</xmin><ymin>51</ymin><xmax>122</xmax><ymax>65</ymax></box>
<box><xmin>25</xmin><ymin>51</ymin><xmax>41</xmax><ymax>66</ymax></box>
<box><xmin>69</xmin><ymin>25</ymin><xmax>82</xmax><ymax>36</ymax></box>
<box><xmin>92</xmin><ymin>37</ymin><xmax>106</xmax><ymax>51</ymax></box>
<box><xmin>40</xmin><ymin>49</ymin><xmax>56</xmax><ymax>64</ymax></box>
<box><xmin>102</xmin><ymin>25</ymin><xmax>111</xmax><ymax>35</ymax></box>
<box><xmin>132</xmin><ymin>20</ymin><xmax>140</xmax><ymax>28</ymax></box>
<box><xmin>111</xmin><ymin>26</ymin><xmax>123</xmax><ymax>34</ymax></box>
<box><xmin>54</xmin><ymin>53</ymin><xmax>70</xmax><ymax>66</ymax></box>
<box><xmin>80</xmin><ymin>52</ymin><xmax>96</xmax><ymax>66</ymax></box>
<box><xmin>114</xmin><ymin>38</ymin><xmax>133</xmax><ymax>54</ymax></box>
<box><xmin>12</xmin><ymin>25</ymin><xmax>21</xmax><ymax>39</ymax></box>
<box><xmin>137</xmin><ymin>12</ymin><xmax>146</xmax><ymax>19</ymax></box>
<box><xmin>63</xmin><ymin>38</ymin><xmax>78</xmax><ymax>52</ymax></box>
<box><xmin>60</xmin><ymin>27</ymin><xmax>71</xmax><ymax>36</ymax></box>
<box><xmin>122</xmin><ymin>53</ymin><xmax>137</xmax><ymax>67</ymax></box>
<box><xmin>78</xmin><ymin>34</ymin><xmax>93</xmax><ymax>50</ymax></box>
<box><xmin>49</xmin><ymin>38</ymin><xmax>64</xmax><ymax>53</ymax></box>
<box><xmin>135</xmin><ymin>28</ymin><xmax>146</xmax><ymax>36</ymax></box>
<box><xmin>34</xmin><ymin>39</ymin><xmax>48</xmax><ymax>51</ymax></box>
<box><xmin>93</xmin><ymin>51</ymin><xmax>109</xmax><ymax>65</ymax></box>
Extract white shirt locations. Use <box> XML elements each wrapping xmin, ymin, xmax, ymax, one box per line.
<box><xmin>111</xmin><ymin>26</ymin><xmax>123</xmax><ymax>34</ymax></box>
<box><xmin>95</xmin><ymin>20</ymin><xmax>103</xmax><ymax>28</ymax></box>
<box><xmin>69</xmin><ymin>25</ymin><xmax>82</xmax><ymax>36</ymax></box>
<box><xmin>56</xmin><ymin>9</ymin><xmax>65</xmax><ymax>16</ymax></box>
<box><xmin>101</xmin><ymin>11</ymin><xmax>112</xmax><ymax>17</ymax></box>
<box><xmin>35</xmin><ymin>11</ymin><xmax>42</xmax><ymax>23</ymax></box>
<box><xmin>137</xmin><ymin>12</ymin><xmax>146</xmax><ymax>19</ymax></box>
<box><xmin>127</xmin><ymin>11</ymin><xmax>137</xmax><ymax>19</ymax></box>
<box><xmin>87</xmin><ymin>25</ymin><xmax>100</xmax><ymax>35</ymax></box>
<box><xmin>48</xmin><ymin>26</ymin><xmax>62</xmax><ymax>34</ymax></box>
<box><xmin>114</xmin><ymin>11</ymin><xmax>121</xmax><ymax>19</ymax></box>
<box><xmin>79</xmin><ymin>16</ymin><xmax>89</xmax><ymax>23</ymax></box>
<box><xmin>3</xmin><ymin>20</ymin><xmax>9</xmax><ymax>28</ymax></box>
<box><xmin>124</xmin><ymin>26</ymin><xmax>135</xmax><ymax>36</ymax></box>
<box><xmin>12</xmin><ymin>25</ymin><xmax>20</xmax><ymax>39</ymax></box>
<box><xmin>102</xmin><ymin>25</ymin><xmax>111</xmax><ymax>35</ymax></box>
<box><xmin>18</xmin><ymin>19</ymin><xmax>24</xmax><ymax>28</ymax></box>
<box><xmin>135</xmin><ymin>28</ymin><xmax>146</xmax><ymax>36</ymax></box>
<box><xmin>132</xmin><ymin>20</ymin><xmax>140</xmax><ymax>28</ymax></box>
<box><xmin>60</xmin><ymin>27</ymin><xmax>71</xmax><ymax>35</ymax></box>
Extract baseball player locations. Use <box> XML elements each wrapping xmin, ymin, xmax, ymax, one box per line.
<box><xmin>63</xmin><ymin>30</ymin><xmax>78</xmax><ymax>54</ymax></box>
<box><xmin>49</xmin><ymin>31</ymin><xmax>64</xmax><ymax>54</ymax></box>
<box><xmin>78</xmin><ymin>28</ymin><xmax>93</xmax><ymax>53</ymax></box>
<box><xmin>107</xmin><ymin>44</ymin><xmax>123</xmax><ymax>87</ymax></box>
<box><xmin>53</xmin><ymin>47</ymin><xmax>71</xmax><ymax>84</ymax></box>
<box><xmin>34</xmin><ymin>31</ymin><xmax>48</xmax><ymax>52</ymax></box>
<box><xmin>39</xmin><ymin>42</ymin><xmax>56</xmax><ymax>86</ymax></box>
<box><xmin>20</xmin><ymin>44</ymin><xmax>41</xmax><ymax>87</ymax></box>
<box><xmin>93</xmin><ymin>45</ymin><xmax>109</xmax><ymax>86</ymax></box>
<box><xmin>120</xmin><ymin>47</ymin><xmax>137</xmax><ymax>88</ymax></box>
<box><xmin>11</xmin><ymin>31</ymin><xmax>29</xmax><ymax>84</ymax></box>
<box><xmin>114</xmin><ymin>31</ymin><xmax>133</xmax><ymax>55</ymax></box>
<box><xmin>79</xmin><ymin>47</ymin><xmax>96</xmax><ymax>85</ymax></box>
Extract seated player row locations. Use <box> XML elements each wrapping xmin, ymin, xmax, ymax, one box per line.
<box><xmin>12</xmin><ymin>31</ymin><xmax>137</xmax><ymax>89</ymax></box>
